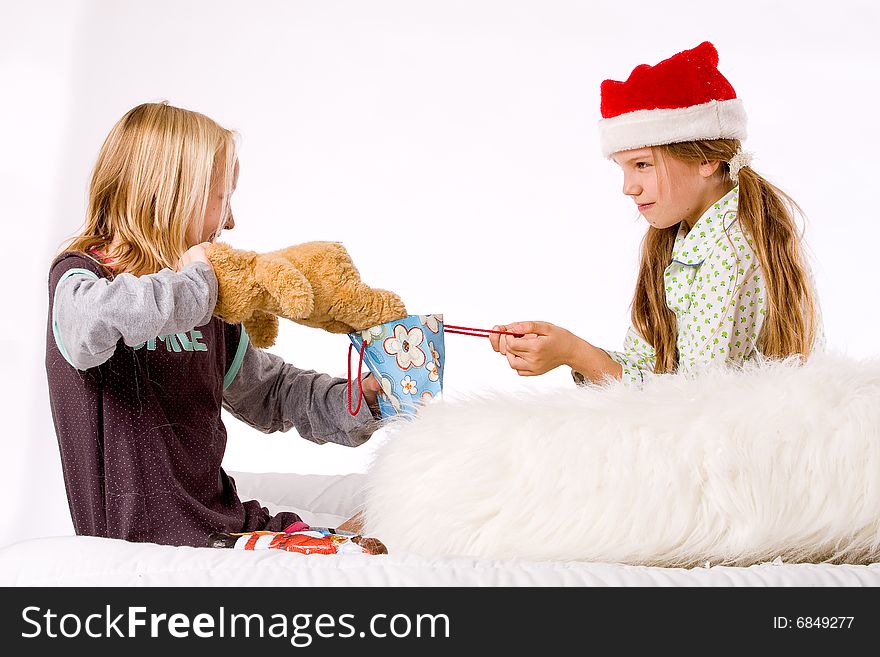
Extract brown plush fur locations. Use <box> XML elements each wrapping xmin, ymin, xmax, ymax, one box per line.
<box><xmin>206</xmin><ymin>241</ymin><xmax>407</xmax><ymax>348</ymax></box>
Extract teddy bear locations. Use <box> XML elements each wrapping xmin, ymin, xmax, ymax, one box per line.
<box><xmin>206</xmin><ymin>241</ymin><xmax>407</xmax><ymax>348</ymax></box>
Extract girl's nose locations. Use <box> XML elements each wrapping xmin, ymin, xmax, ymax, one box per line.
<box><xmin>622</xmin><ymin>176</ymin><xmax>641</xmax><ymax>197</ymax></box>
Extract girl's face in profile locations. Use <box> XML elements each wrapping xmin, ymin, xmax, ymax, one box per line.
<box><xmin>188</xmin><ymin>158</ymin><xmax>239</xmax><ymax>246</ymax></box>
<box><xmin>612</xmin><ymin>147</ymin><xmax>710</xmax><ymax>230</ymax></box>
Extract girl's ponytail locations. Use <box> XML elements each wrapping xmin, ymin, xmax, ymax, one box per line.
<box><xmin>733</xmin><ymin>164</ymin><xmax>818</xmax><ymax>359</ymax></box>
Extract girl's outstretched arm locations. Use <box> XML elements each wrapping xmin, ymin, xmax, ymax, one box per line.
<box><xmin>489</xmin><ymin>321</ymin><xmax>622</xmax><ymax>383</ymax></box>
<box><xmin>222</xmin><ymin>343</ymin><xmax>382</xmax><ymax>447</ymax></box>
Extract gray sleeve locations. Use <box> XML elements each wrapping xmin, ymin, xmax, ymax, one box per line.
<box><xmin>52</xmin><ymin>262</ymin><xmax>218</xmax><ymax>370</ymax></box>
<box><xmin>222</xmin><ymin>343</ymin><xmax>380</xmax><ymax>447</ymax></box>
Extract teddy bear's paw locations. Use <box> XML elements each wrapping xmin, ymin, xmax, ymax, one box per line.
<box><xmin>294</xmin><ymin>317</ymin><xmax>360</xmax><ymax>334</ymax></box>
<box><xmin>331</xmin><ymin>287</ymin><xmax>408</xmax><ymax>331</ymax></box>
<box><xmin>243</xmin><ymin>312</ymin><xmax>279</xmax><ymax>349</ymax></box>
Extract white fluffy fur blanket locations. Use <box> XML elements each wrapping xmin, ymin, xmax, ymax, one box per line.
<box><xmin>362</xmin><ymin>353</ymin><xmax>880</xmax><ymax>567</ymax></box>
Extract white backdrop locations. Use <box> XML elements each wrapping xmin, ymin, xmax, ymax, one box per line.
<box><xmin>2</xmin><ymin>0</ymin><xmax>878</xmax><ymax>547</ymax></box>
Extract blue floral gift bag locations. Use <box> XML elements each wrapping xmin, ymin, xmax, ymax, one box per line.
<box><xmin>347</xmin><ymin>314</ymin><xmax>446</xmax><ymax>418</ymax></box>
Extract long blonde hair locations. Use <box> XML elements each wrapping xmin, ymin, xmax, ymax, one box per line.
<box><xmin>62</xmin><ymin>101</ymin><xmax>237</xmax><ymax>275</ymax></box>
<box><xmin>631</xmin><ymin>139</ymin><xmax>818</xmax><ymax>373</ymax></box>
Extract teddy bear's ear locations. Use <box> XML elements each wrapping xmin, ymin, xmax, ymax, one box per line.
<box><xmin>253</xmin><ymin>255</ymin><xmax>315</xmax><ymax>320</ymax></box>
<box><xmin>243</xmin><ymin>311</ymin><xmax>279</xmax><ymax>349</ymax></box>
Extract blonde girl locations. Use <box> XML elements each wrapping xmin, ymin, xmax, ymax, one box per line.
<box><xmin>490</xmin><ymin>42</ymin><xmax>823</xmax><ymax>386</ymax></box>
<box><xmin>47</xmin><ymin>102</ymin><xmax>381</xmax><ymax>547</ymax></box>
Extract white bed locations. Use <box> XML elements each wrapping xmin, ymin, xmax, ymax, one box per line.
<box><xmin>1</xmin><ymin>471</ymin><xmax>878</xmax><ymax>586</ymax></box>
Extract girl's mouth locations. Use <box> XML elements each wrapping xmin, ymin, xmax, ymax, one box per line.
<box><xmin>638</xmin><ymin>203</ymin><xmax>655</xmax><ymax>212</ymax></box>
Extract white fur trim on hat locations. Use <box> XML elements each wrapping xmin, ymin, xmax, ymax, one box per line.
<box><xmin>599</xmin><ymin>98</ymin><xmax>748</xmax><ymax>158</ymax></box>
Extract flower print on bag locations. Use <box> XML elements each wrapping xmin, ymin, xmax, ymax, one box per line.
<box><xmin>419</xmin><ymin>314</ymin><xmax>443</xmax><ymax>334</ymax></box>
<box><xmin>359</xmin><ymin>325</ymin><xmax>386</xmax><ymax>345</ymax></box>
<box><xmin>400</xmin><ymin>375</ymin><xmax>418</xmax><ymax>395</ymax></box>
<box><xmin>384</xmin><ymin>324</ymin><xmax>426</xmax><ymax>370</ymax></box>
<box><xmin>378</xmin><ymin>375</ymin><xmax>402</xmax><ymax>413</ymax></box>
<box><xmin>421</xmin><ymin>391</ymin><xmax>433</xmax><ymax>402</ymax></box>
<box><xmin>347</xmin><ymin>314</ymin><xmax>445</xmax><ymax>418</ymax></box>
<box><xmin>428</xmin><ymin>341</ymin><xmax>441</xmax><ymax>368</ymax></box>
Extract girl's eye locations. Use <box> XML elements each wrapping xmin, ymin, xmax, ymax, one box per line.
<box><xmin>636</xmin><ymin>162</ymin><xmax>652</xmax><ymax>169</ymax></box>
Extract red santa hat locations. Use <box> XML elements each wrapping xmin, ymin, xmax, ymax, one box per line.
<box><xmin>598</xmin><ymin>41</ymin><xmax>747</xmax><ymax>158</ymax></box>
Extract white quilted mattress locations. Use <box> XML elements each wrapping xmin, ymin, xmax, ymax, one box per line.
<box><xmin>2</xmin><ymin>472</ymin><xmax>877</xmax><ymax>586</ymax></box>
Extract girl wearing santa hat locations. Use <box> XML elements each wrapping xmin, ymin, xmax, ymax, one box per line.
<box><xmin>490</xmin><ymin>41</ymin><xmax>824</xmax><ymax>386</ymax></box>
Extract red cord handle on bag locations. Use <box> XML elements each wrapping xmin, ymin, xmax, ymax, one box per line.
<box><xmin>347</xmin><ymin>340</ymin><xmax>367</xmax><ymax>417</ymax></box>
<box><xmin>443</xmin><ymin>324</ymin><xmax>524</xmax><ymax>338</ymax></box>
